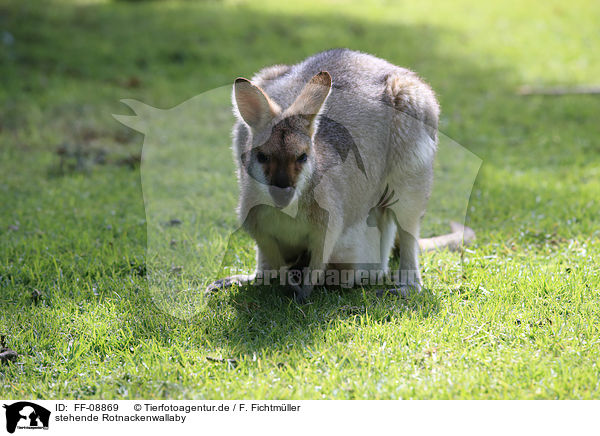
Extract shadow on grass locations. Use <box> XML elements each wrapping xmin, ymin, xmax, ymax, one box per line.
<box><xmin>197</xmin><ymin>283</ymin><xmax>441</xmax><ymax>355</ymax></box>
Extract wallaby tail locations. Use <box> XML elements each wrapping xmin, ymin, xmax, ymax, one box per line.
<box><xmin>418</xmin><ymin>221</ymin><xmax>476</xmax><ymax>252</ymax></box>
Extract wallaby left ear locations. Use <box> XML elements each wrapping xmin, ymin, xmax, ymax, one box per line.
<box><xmin>233</xmin><ymin>78</ymin><xmax>281</xmax><ymax>130</ymax></box>
<box><xmin>285</xmin><ymin>71</ymin><xmax>332</xmax><ymax>135</ymax></box>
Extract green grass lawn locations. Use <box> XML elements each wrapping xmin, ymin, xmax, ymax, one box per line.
<box><xmin>1</xmin><ymin>0</ymin><xmax>599</xmax><ymax>399</ymax></box>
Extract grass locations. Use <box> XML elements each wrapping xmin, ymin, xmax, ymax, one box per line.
<box><xmin>1</xmin><ymin>0</ymin><xmax>599</xmax><ymax>399</ymax></box>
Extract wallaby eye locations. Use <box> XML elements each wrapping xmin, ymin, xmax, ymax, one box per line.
<box><xmin>297</xmin><ymin>153</ymin><xmax>308</xmax><ymax>163</ymax></box>
<box><xmin>256</xmin><ymin>151</ymin><xmax>269</xmax><ymax>163</ymax></box>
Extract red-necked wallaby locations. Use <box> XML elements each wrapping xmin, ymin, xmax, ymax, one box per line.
<box><xmin>208</xmin><ymin>49</ymin><xmax>473</xmax><ymax>301</ymax></box>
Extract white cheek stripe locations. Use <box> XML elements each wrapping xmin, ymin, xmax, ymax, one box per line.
<box><xmin>294</xmin><ymin>160</ymin><xmax>313</xmax><ymax>198</ymax></box>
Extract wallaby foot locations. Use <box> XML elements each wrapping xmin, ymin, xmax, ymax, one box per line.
<box><xmin>290</xmin><ymin>284</ymin><xmax>313</xmax><ymax>304</ymax></box>
<box><xmin>376</xmin><ymin>282</ymin><xmax>421</xmax><ymax>298</ymax></box>
<box><xmin>205</xmin><ymin>273</ymin><xmax>254</xmax><ymax>294</ymax></box>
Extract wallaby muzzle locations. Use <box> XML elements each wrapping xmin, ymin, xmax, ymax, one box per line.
<box><xmin>269</xmin><ymin>185</ymin><xmax>295</xmax><ymax>208</ymax></box>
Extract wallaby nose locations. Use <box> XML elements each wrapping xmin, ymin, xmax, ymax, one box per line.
<box><xmin>271</xmin><ymin>167</ymin><xmax>293</xmax><ymax>189</ymax></box>
<box><xmin>268</xmin><ymin>186</ymin><xmax>295</xmax><ymax>208</ymax></box>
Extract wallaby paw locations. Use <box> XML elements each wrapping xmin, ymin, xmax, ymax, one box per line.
<box><xmin>290</xmin><ymin>284</ymin><xmax>312</xmax><ymax>304</ymax></box>
<box><xmin>293</xmin><ymin>293</ymin><xmax>307</xmax><ymax>305</ymax></box>
<box><xmin>376</xmin><ymin>283</ymin><xmax>421</xmax><ymax>298</ymax></box>
<box><xmin>205</xmin><ymin>277</ymin><xmax>242</xmax><ymax>294</ymax></box>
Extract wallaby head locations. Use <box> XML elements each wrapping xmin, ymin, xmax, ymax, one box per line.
<box><xmin>233</xmin><ymin>71</ymin><xmax>332</xmax><ymax>208</ymax></box>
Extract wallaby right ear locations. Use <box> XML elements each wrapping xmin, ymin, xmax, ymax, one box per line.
<box><xmin>284</xmin><ymin>71</ymin><xmax>332</xmax><ymax>136</ymax></box>
<box><xmin>233</xmin><ymin>78</ymin><xmax>280</xmax><ymax>130</ymax></box>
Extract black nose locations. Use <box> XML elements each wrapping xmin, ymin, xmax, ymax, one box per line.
<box><xmin>271</xmin><ymin>171</ymin><xmax>291</xmax><ymax>189</ymax></box>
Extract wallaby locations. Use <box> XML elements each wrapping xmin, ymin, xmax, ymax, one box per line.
<box><xmin>207</xmin><ymin>49</ymin><xmax>473</xmax><ymax>301</ymax></box>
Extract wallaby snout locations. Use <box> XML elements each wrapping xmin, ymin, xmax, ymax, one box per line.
<box><xmin>269</xmin><ymin>185</ymin><xmax>295</xmax><ymax>208</ymax></box>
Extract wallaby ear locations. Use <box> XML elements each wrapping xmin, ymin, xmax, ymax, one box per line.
<box><xmin>233</xmin><ymin>78</ymin><xmax>280</xmax><ymax>130</ymax></box>
<box><xmin>285</xmin><ymin>71</ymin><xmax>332</xmax><ymax>134</ymax></box>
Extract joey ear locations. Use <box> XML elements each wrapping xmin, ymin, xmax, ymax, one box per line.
<box><xmin>233</xmin><ymin>78</ymin><xmax>281</xmax><ymax>129</ymax></box>
<box><xmin>285</xmin><ymin>71</ymin><xmax>332</xmax><ymax>134</ymax></box>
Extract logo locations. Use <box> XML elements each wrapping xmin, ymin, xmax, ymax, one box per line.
<box><xmin>2</xmin><ymin>402</ymin><xmax>50</xmax><ymax>434</ymax></box>
<box><xmin>113</xmin><ymin>83</ymin><xmax>481</xmax><ymax>318</ymax></box>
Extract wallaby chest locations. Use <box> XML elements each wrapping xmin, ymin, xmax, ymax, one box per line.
<box><xmin>244</xmin><ymin>204</ymin><xmax>313</xmax><ymax>265</ymax></box>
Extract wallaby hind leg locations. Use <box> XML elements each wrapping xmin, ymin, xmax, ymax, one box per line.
<box><xmin>393</xmin><ymin>223</ymin><xmax>421</xmax><ymax>294</ymax></box>
<box><xmin>377</xmin><ymin>191</ymin><xmax>424</xmax><ymax>297</ymax></box>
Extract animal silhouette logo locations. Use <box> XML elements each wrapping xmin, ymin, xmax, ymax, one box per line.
<box><xmin>3</xmin><ymin>402</ymin><xmax>50</xmax><ymax>433</ymax></box>
<box><xmin>113</xmin><ymin>84</ymin><xmax>481</xmax><ymax>318</ymax></box>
